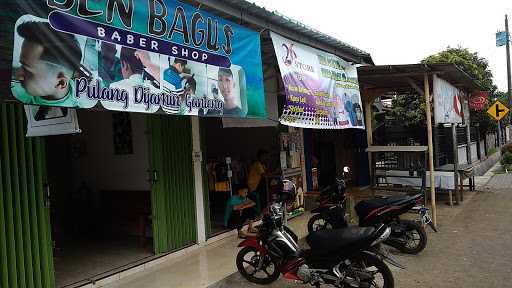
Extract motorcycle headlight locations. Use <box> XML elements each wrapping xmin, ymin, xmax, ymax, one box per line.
<box><xmin>371</xmin><ymin>227</ymin><xmax>391</xmax><ymax>246</ymax></box>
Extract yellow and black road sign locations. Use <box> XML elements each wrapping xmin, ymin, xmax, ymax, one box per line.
<box><xmin>487</xmin><ymin>100</ymin><xmax>510</xmax><ymax>121</ymax></box>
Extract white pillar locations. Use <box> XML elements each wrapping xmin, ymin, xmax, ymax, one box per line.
<box><xmin>191</xmin><ymin>117</ymin><xmax>207</xmax><ymax>244</ymax></box>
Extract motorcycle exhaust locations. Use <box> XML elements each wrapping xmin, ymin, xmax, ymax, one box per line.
<box><xmin>379</xmin><ymin>252</ymin><xmax>406</xmax><ymax>269</ymax></box>
<box><xmin>366</xmin><ymin>248</ymin><xmax>406</xmax><ymax>270</ymax></box>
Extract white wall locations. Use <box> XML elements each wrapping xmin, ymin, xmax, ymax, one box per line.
<box><xmin>458</xmin><ymin>145</ymin><xmax>468</xmax><ymax>165</ymax></box>
<box><xmin>471</xmin><ymin>142</ymin><xmax>478</xmax><ymax>163</ymax></box>
<box><xmin>72</xmin><ymin>111</ymin><xmax>150</xmax><ymax>193</ymax></box>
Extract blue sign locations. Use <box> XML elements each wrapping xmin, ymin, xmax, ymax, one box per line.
<box><xmin>7</xmin><ymin>0</ymin><xmax>266</xmax><ymax>118</ymax></box>
<box><xmin>496</xmin><ymin>31</ymin><xmax>509</xmax><ymax>47</ymax></box>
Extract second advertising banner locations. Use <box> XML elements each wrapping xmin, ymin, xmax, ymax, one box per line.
<box><xmin>271</xmin><ymin>32</ymin><xmax>365</xmax><ymax>129</ymax></box>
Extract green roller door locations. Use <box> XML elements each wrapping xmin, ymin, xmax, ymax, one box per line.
<box><xmin>147</xmin><ymin>116</ymin><xmax>197</xmax><ymax>254</ymax></box>
<box><xmin>0</xmin><ymin>103</ymin><xmax>54</xmax><ymax>288</ymax></box>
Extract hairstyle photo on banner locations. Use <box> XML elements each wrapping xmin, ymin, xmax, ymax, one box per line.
<box><xmin>6</xmin><ymin>0</ymin><xmax>265</xmax><ymax>119</ymax></box>
<box><xmin>11</xmin><ymin>15</ymin><xmax>98</xmax><ymax>109</ymax></box>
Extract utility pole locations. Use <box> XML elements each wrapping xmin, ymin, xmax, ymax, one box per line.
<box><xmin>506</xmin><ymin>15</ymin><xmax>512</xmax><ymax>111</ymax></box>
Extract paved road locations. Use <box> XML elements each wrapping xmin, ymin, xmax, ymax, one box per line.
<box><xmin>210</xmin><ymin>176</ymin><xmax>512</xmax><ymax>288</ymax></box>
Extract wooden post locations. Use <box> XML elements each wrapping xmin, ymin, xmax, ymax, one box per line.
<box><xmin>424</xmin><ymin>73</ymin><xmax>437</xmax><ymax>227</ymax></box>
<box><xmin>365</xmin><ymin>98</ymin><xmax>374</xmax><ymax>189</ymax></box>
<box><xmin>452</xmin><ymin>123</ymin><xmax>459</xmax><ymax>206</ymax></box>
<box><xmin>365</xmin><ymin>98</ymin><xmax>373</xmax><ymax>146</ymax></box>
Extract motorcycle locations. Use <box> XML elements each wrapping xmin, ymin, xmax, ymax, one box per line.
<box><xmin>236</xmin><ymin>180</ymin><xmax>402</xmax><ymax>288</ymax></box>
<box><xmin>307</xmin><ymin>167</ymin><xmax>436</xmax><ymax>255</ymax></box>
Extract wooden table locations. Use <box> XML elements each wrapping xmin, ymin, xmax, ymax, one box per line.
<box><xmin>438</xmin><ymin>163</ymin><xmax>475</xmax><ymax>205</ymax></box>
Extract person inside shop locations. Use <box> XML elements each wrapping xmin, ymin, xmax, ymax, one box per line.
<box><xmin>248</xmin><ymin>149</ymin><xmax>272</xmax><ymax>213</ymax></box>
<box><xmin>13</xmin><ymin>21</ymin><xmax>82</xmax><ymax>107</ymax></box>
<box><xmin>224</xmin><ymin>183</ymin><xmax>257</xmax><ymax>238</ymax></box>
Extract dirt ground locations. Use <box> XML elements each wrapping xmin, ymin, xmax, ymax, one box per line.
<box><xmin>210</xmin><ymin>178</ymin><xmax>512</xmax><ymax>287</ymax></box>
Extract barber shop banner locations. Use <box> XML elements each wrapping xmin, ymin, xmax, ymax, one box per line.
<box><xmin>270</xmin><ymin>32</ymin><xmax>364</xmax><ymax>129</ymax></box>
<box><xmin>4</xmin><ymin>0</ymin><xmax>266</xmax><ymax>118</ymax></box>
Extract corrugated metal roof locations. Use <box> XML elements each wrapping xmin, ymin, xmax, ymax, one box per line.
<box><xmin>358</xmin><ymin>63</ymin><xmax>484</xmax><ymax>94</ymax></box>
<box><xmin>200</xmin><ymin>0</ymin><xmax>373</xmax><ymax>64</ymax></box>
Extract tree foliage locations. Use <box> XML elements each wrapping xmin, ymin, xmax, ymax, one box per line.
<box><xmin>422</xmin><ymin>47</ymin><xmax>497</xmax><ymax>92</ymax></box>
<box><xmin>389</xmin><ymin>93</ymin><xmax>427</xmax><ymax>128</ymax></box>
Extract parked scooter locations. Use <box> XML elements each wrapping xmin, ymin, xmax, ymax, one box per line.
<box><xmin>237</xmin><ymin>180</ymin><xmax>402</xmax><ymax>287</ymax></box>
<box><xmin>307</xmin><ymin>167</ymin><xmax>436</xmax><ymax>255</ymax></box>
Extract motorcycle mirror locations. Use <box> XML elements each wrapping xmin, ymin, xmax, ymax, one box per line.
<box><xmin>343</xmin><ymin>166</ymin><xmax>350</xmax><ymax>173</ymax></box>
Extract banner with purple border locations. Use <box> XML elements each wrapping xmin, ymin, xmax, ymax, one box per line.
<box><xmin>270</xmin><ymin>32</ymin><xmax>365</xmax><ymax>129</ymax></box>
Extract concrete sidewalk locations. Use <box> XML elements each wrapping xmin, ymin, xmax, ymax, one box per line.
<box><xmin>96</xmin><ymin>214</ymin><xmax>311</xmax><ymax>288</ymax></box>
<box><xmin>95</xmin><ymin>163</ymin><xmax>506</xmax><ymax>288</ymax></box>
<box><xmin>211</xmin><ymin>167</ymin><xmax>512</xmax><ymax>288</ymax></box>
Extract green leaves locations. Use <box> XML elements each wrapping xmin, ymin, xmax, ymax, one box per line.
<box><xmin>390</xmin><ymin>93</ymin><xmax>427</xmax><ymax>128</ymax></box>
<box><xmin>422</xmin><ymin>46</ymin><xmax>497</xmax><ymax>92</ymax></box>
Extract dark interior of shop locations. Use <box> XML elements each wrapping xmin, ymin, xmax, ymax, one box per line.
<box><xmin>202</xmin><ymin>118</ymin><xmax>282</xmax><ymax>236</ymax></box>
<box><xmin>308</xmin><ymin>128</ymin><xmax>370</xmax><ymax>189</ymax></box>
<box><xmin>47</xmin><ymin>111</ymin><xmax>153</xmax><ymax>287</ymax></box>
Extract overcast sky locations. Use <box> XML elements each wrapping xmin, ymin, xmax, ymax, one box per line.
<box><xmin>252</xmin><ymin>0</ymin><xmax>512</xmax><ymax>92</ymax></box>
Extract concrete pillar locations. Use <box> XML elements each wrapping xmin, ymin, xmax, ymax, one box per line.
<box><xmin>191</xmin><ymin>117</ymin><xmax>207</xmax><ymax>244</ymax></box>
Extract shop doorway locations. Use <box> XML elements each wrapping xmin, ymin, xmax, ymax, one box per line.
<box><xmin>201</xmin><ymin>119</ymin><xmax>281</xmax><ymax>236</ymax></box>
<box><xmin>48</xmin><ymin>111</ymin><xmax>153</xmax><ymax>287</ymax></box>
<box><xmin>309</xmin><ymin>129</ymin><xmax>367</xmax><ymax>190</ymax></box>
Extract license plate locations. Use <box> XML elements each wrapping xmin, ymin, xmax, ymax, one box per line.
<box><xmin>418</xmin><ymin>207</ymin><xmax>437</xmax><ymax>232</ymax></box>
<box><xmin>418</xmin><ymin>207</ymin><xmax>432</xmax><ymax>225</ymax></box>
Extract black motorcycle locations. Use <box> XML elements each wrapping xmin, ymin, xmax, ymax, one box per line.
<box><xmin>308</xmin><ymin>167</ymin><xmax>436</xmax><ymax>254</ymax></box>
<box><xmin>237</xmin><ymin>180</ymin><xmax>402</xmax><ymax>288</ymax></box>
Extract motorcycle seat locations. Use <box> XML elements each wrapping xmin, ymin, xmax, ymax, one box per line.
<box><xmin>355</xmin><ymin>195</ymin><xmax>419</xmax><ymax>218</ymax></box>
<box><xmin>306</xmin><ymin>226</ymin><xmax>375</xmax><ymax>253</ymax></box>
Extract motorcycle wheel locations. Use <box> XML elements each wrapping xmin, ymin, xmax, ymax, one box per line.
<box><xmin>236</xmin><ymin>246</ymin><xmax>280</xmax><ymax>285</ymax></box>
<box><xmin>396</xmin><ymin>220</ymin><xmax>427</xmax><ymax>254</ymax></box>
<box><xmin>351</xmin><ymin>253</ymin><xmax>394</xmax><ymax>288</ymax></box>
<box><xmin>307</xmin><ymin>214</ymin><xmax>333</xmax><ymax>233</ymax></box>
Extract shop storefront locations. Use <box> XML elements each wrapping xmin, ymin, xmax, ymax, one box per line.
<box><xmin>0</xmin><ymin>0</ymin><xmax>267</xmax><ymax>287</ymax></box>
<box><xmin>0</xmin><ymin>1</ymin><xmax>373</xmax><ymax>287</ymax></box>
<box><xmin>267</xmin><ymin>32</ymin><xmax>371</xmax><ymax>196</ymax></box>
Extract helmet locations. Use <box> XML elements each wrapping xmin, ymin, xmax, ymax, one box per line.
<box><xmin>277</xmin><ymin>179</ymin><xmax>297</xmax><ymax>205</ymax></box>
